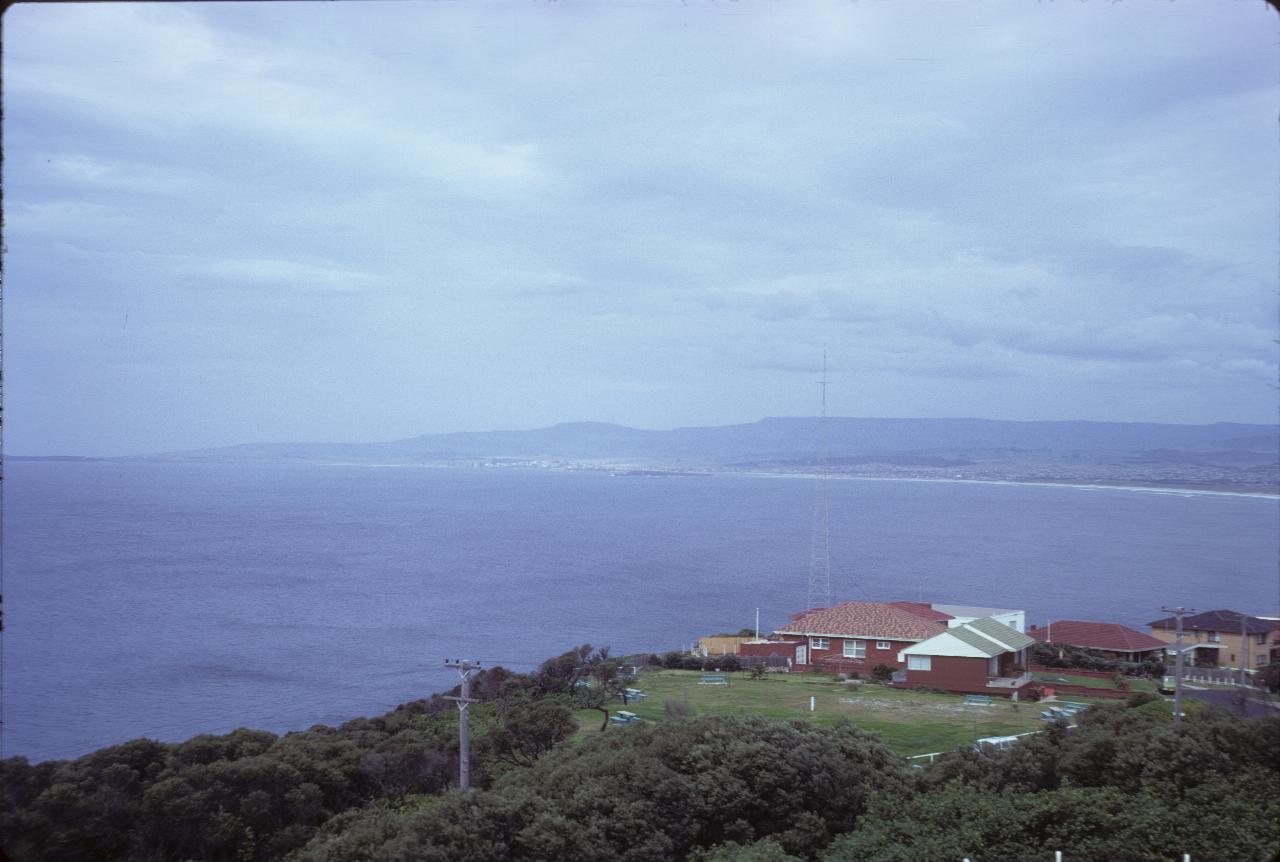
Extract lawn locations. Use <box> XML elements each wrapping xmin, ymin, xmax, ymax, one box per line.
<box><xmin>575</xmin><ymin>669</ymin><xmax>1088</xmax><ymax>757</ymax></box>
<box><xmin>1033</xmin><ymin>671</ymin><xmax>1159</xmax><ymax>693</ymax></box>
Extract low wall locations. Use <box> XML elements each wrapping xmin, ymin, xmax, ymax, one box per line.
<box><xmin>1030</xmin><ymin>665</ymin><xmax>1116</xmax><ymax>680</ymax></box>
<box><xmin>1041</xmin><ymin>683</ymin><xmax>1131</xmax><ymax>700</ymax></box>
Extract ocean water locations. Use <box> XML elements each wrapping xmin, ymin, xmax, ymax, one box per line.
<box><xmin>3</xmin><ymin>460</ymin><xmax>1277</xmax><ymax>762</ymax></box>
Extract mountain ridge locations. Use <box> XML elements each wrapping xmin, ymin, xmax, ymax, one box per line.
<box><xmin>108</xmin><ymin>416</ymin><xmax>1278</xmax><ymax>465</ymax></box>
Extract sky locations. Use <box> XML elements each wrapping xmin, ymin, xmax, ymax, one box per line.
<box><xmin>4</xmin><ymin>0</ymin><xmax>1278</xmax><ymax>456</ymax></box>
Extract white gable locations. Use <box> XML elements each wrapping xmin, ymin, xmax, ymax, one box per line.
<box><xmin>901</xmin><ymin>630</ymin><xmax>991</xmax><ymax>659</ymax></box>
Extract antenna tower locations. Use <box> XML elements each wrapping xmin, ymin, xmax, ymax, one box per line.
<box><xmin>807</xmin><ymin>350</ymin><xmax>832</xmax><ymax>610</ymax></box>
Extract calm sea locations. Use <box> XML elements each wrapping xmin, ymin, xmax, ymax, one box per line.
<box><xmin>3</xmin><ymin>460</ymin><xmax>1277</xmax><ymax>762</ymax></box>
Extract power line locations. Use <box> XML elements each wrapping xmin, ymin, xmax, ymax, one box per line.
<box><xmin>807</xmin><ymin>348</ymin><xmax>833</xmax><ymax>611</ymax></box>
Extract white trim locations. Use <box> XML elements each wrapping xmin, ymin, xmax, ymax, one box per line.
<box><xmin>902</xmin><ymin>631</ymin><xmax>992</xmax><ymax>659</ymax></box>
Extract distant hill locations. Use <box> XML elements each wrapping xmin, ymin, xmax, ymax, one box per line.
<box><xmin>127</xmin><ymin>417</ymin><xmax>1279</xmax><ymax>466</ymax></box>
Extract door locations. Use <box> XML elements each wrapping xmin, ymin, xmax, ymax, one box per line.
<box><xmin>796</xmin><ymin>646</ymin><xmax>808</xmax><ymax>666</ymax></box>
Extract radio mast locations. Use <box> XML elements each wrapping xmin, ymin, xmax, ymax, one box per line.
<box><xmin>806</xmin><ymin>350</ymin><xmax>832</xmax><ymax>610</ymax></box>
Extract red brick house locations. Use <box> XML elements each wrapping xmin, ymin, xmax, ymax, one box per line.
<box><xmin>1028</xmin><ymin>620</ymin><xmax>1167</xmax><ymax>663</ymax></box>
<box><xmin>897</xmin><ymin>616</ymin><xmax>1036</xmax><ymax>697</ymax></box>
<box><xmin>739</xmin><ymin>602</ymin><xmax>945</xmax><ymax>673</ymax></box>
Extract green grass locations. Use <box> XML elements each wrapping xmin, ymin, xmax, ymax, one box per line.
<box><xmin>583</xmin><ymin>669</ymin><xmax>1075</xmax><ymax>757</ymax></box>
<box><xmin>1033</xmin><ymin>672</ymin><xmax>1159</xmax><ymax>694</ymax></box>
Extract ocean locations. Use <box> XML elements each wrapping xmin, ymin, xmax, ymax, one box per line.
<box><xmin>3</xmin><ymin>459</ymin><xmax>1276</xmax><ymax>762</ymax></box>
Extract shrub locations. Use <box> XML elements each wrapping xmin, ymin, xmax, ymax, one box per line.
<box><xmin>871</xmin><ymin>664</ymin><xmax>894</xmax><ymax>683</ymax></box>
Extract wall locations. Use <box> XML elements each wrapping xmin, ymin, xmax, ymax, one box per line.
<box><xmin>698</xmin><ymin>636</ymin><xmax>749</xmax><ymax>656</ymax></box>
<box><xmin>740</xmin><ymin>639</ymin><xmax>799</xmax><ymax>663</ymax></box>
<box><xmin>805</xmin><ymin>637</ymin><xmax>916</xmax><ymax>672</ymax></box>
<box><xmin>903</xmin><ymin>654</ymin><xmax>989</xmax><ymax>690</ymax></box>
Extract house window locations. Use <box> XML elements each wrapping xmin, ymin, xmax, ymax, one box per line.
<box><xmin>843</xmin><ymin>640</ymin><xmax>866</xmax><ymax>659</ymax></box>
<box><xmin>810</xmin><ymin>637</ymin><xmax>829</xmax><ymax>650</ymax></box>
<box><xmin>907</xmin><ymin>655</ymin><xmax>932</xmax><ymax>671</ymax></box>
<box><xmin>1208</xmin><ymin>632</ymin><xmax>1220</xmax><ymax>643</ymax></box>
<box><xmin>1257</xmin><ymin>655</ymin><xmax>1268</xmax><ymax>666</ymax></box>
<box><xmin>1257</xmin><ymin>633</ymin><xmax>1268</xmax><ymax>645</ymax></box>
<box><xmin>876</xmin><ymin>641</ymin><xmax>891</xmax><ymax>650</ymax></box>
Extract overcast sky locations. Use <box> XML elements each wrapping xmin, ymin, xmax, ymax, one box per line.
<box><xmin>4</xmin><ymin>1</ymin><xmax>1277</xmax><ymax>456</ymax></box>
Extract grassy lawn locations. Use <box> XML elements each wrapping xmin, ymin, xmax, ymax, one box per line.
<box><xmin>578</xmin><ymin>669</ymin><xmax>1073</xmax><ymax>757</ymax></box>
<box><xmin>1033</xmin><ymin>671</ymin><xmax>1159</xmax><ymax>694</ymax></box>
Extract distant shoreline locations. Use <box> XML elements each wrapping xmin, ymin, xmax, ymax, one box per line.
<box><xmin>11</xmin><ymin>455</ymin><xmax>1277</xmax><ymax>498</ymax></box>
<box><xmin>720</xmin><ymin>470</ymin><xmax>1280</xmax><ymax>500</ymax></box>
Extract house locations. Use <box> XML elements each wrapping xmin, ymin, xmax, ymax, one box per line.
<box><xmin>697</xmin><ymin>636</ymin><xmax>750</xmax><ymax>657</ymax></box>
<box><xmin>892</xmin><ymin>600</ymin><xmax>1027</xmax><ymax>632</ymax></box>
<box><xmin>739</xmin><ymin>602</ymin><xmax>947</xmax><ymax>672</ymax></box>
<box><xmin>1146</xmin><ymin>609</ymin><xmax>1280</xmax><ymax>670</ymax></box>
<box><xmin>898</xmin><ymin>616</ymin><xmax>1037</xmax><ymax>697</ymax></box>
<box><xmin>1028</xmin><ymin>620</ymin><xmax>1167</xmax><ymax>663</ymax></box>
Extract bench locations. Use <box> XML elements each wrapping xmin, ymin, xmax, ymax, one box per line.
<box><xmin>698</xmin><ymin>674</ymin><xmax>728</xmax><ymax>686</ymax></box>
<box><xmin>964</xmin><ymin>694</ymin><xmax>993</xmax><ymax>706</ymax></box>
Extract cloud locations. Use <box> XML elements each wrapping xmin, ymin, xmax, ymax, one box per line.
<box><xmin>46</xmin><ymin>154</ymin><xmax>197</xmax><ymax>195</ymax></box>
<box><xmin>180</xmin><ymin>258</ymin><xmax>385</xmax><ymax>294</ymax></box>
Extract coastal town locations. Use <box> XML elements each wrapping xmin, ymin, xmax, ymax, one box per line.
<box><xmin>689</xmin><ymin>601</ymin><xmax>1280</xmax><ymax>704</ymax></box>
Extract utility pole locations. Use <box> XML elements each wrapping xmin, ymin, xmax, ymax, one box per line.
<box><xmin>1161</xmin><ymin>607</ymin><xmax>1193</xmax><ymax>726</ymax></box>
<box><xmin>1239</xmin><ymin>612</ymin><xmax>1249</xmax><ymax>690</ymax></box>
<box><xmin>444</xmin><ymin>659</ymin><xmax>481</xmax><ymax>791</ymax></box>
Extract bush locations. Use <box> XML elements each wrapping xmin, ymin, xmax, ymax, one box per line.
<box><xmin>871</xmin><ymin>664</ymin><xmax>894</xmax><ymax>683</ymax></box>
<box><xmin>296</xmin><ymin>716</ymin><xmax>914</xmax><ymax>861</ymax></box>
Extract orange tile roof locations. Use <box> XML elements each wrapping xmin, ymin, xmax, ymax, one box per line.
<box><xmin>1030</xmin><ymin>620</ymin><xmax>1167</xmax><ymax>652</ymax></box>
<box><xmin>775</xmin><ymin>601</ymin><xmax>946</xmax><ymax>641</ymax></box>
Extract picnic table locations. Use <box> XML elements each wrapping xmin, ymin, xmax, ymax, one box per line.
<box><xmin>964</xmin><ymin>694</ymin><xmax>993</xmax><ymax>706</ymax></box>
<box><xmin>698</xmin><ymin>674</ymin><xmax>728</xmax><ymax>685</ymax></box>
<box><xmin>609</xmin><ymin>710</ymin><xmax>642</xmax><ymax>726</ymax></box>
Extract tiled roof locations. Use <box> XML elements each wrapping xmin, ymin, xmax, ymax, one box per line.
<box><xmin>775</xmin><ymin>602</ymin><xmax>945</xmax><ymax>641</ymax></box>
<box><xmin>1031</xmin><ymin>620</ymin><xmax>1167</xmax><ymax>652</ymax></box>
<box><xmin>950</xmin><ymin>626</ymin><xmax>1005</xmax><ymax>657</ymax></box>
<box><xmin>1146</xmin><ymin>609</ymin><xmax>1280</xmax><ymax>636</ymax></box>
<box><xmin>906</xmin><ymin>617</ymin><xmax>1034</xmax><ymax>658</ymax></box>
<box><xmin>967</xmin><ymin>617</ymin><xmax>1036</xmax><ymax>651</ymax></box>
<box><xmin>889</xmin><ymin>601</ymin><xmax>955</xmax><ymax>623</ymax></box>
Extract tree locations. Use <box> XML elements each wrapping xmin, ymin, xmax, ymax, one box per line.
<box><xmin>573</xmin><ymin>646</ymin><xmax>626</xmax><ymax>731</ymax></box>
<box><xmin>485</xmin><ymin>695</ymin><xmax>576</xmax><ymax>769</ymax></box>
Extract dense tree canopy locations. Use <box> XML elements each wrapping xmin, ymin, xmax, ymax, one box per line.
<box><xmin>3</xmin><ymin>653</ymin><xmax>1277</xmax><ymax>862</ymax></box>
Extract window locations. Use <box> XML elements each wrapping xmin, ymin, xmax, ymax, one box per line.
<box><xmin>907</xmin><ymin>655</ymin><xmax>932</xmax><ymax>671</ymax></box>
<box><xmin>1257</xmin><ymin>655</ymin><xmax>1268</xmax><ymax>666</ymax></box>
<box><xmin>876</xmin><ymin>641</ymin><xmax>891</xmax><ymax>650</ymax></box>
<box><xmin>1257</xmin><ymin>633</ymin><xmax>1268</xmax><ymax>645</ymax></box>
<box><xmin>810</xmin><ymin>637</ymin><xmax>829</xmax><ymax>650</ymax></box>
<box><xmin>1208</xmin><ymin>632</ymin><xmax>1220</xmax><ymax>643</ymax></box>
<box><xmin>843</xmin><ymin>640</ymin><xmax>866</xmax><ymax>659</ymax></box>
